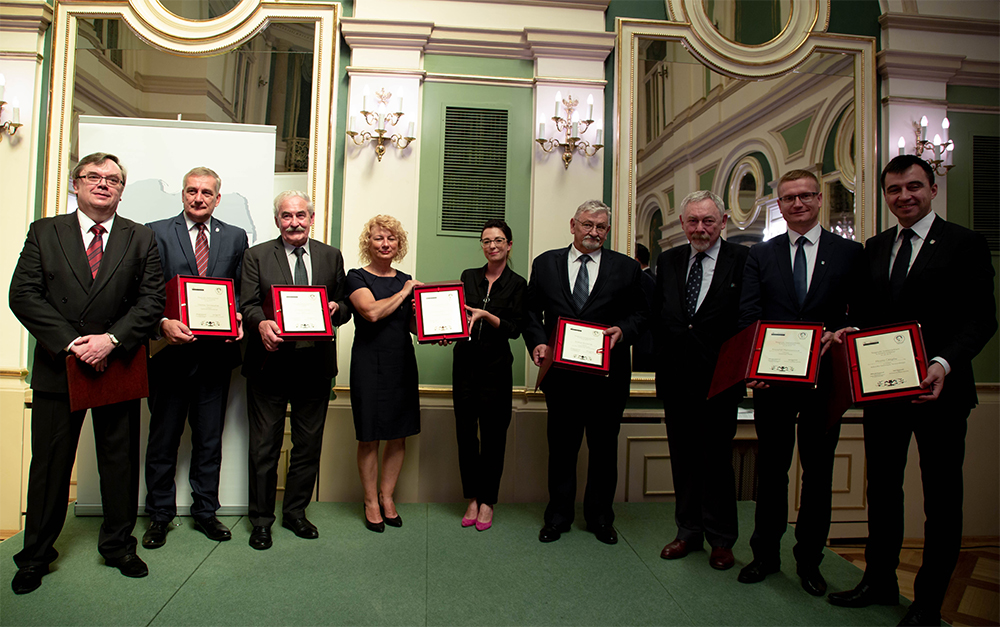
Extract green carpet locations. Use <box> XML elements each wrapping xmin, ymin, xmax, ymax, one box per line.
<box><xmin>1</xmin><ymin>502</ymin><xmax>917</xmax><ymax>626</ymax></box>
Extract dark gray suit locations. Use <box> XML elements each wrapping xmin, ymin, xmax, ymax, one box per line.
<box><xmin>240</xmin><ymin>237</ymin><xmax>350</xmax><ymax>527</ymax></box>
<box><xmin>9</xmin><ymin>212</ymin><xmax>164</xmax><ymax>568</ymax></box>
<box><xmin>144</xmin><ymin>213</ymin><xmax>248</xmax><ymax>521</ymax></box>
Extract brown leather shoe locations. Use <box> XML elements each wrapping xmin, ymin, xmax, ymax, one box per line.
<box><xmin>709</xmin><ymin>546</ymin><xmax>735</xmax><ymax>570</ymax></box>
<box><xmin>660</xmin><ymin>538</ymin><xmax>694</xmax><ymax>560</ymax></box>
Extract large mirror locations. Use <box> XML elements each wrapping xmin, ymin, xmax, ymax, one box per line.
<box><xmin>43</xmin><ymin>0</ymin><xmax>339</xmax><ymax>240</ymax></box>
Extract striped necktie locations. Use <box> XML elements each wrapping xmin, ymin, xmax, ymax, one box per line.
<box><xmin>195</xmin><ymin>223</ymin><xmax>209</xmax><ymax>276</ymax></box>
<box><xmin>87</xmin><ymin>224</ymin><xmax>106</xmax><ymax>279</ymax></box>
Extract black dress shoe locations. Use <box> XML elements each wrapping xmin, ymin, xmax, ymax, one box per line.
<box><xmin>364</xmin><ymin>508</ymin><xmax>385</xmax><ymax>533</ymax></box>
<box><xmin>105</xmin><ymin>553</ymin><xmax>149</xmax><ymax>578</ymax></box>
<box><xmin>737</xmin><ymin>558</ymin><xmax>780</xmax><ymax>583</ymax></box>
<box><xmin>539</xmin><ymin>524</ymin><xmax>569</xmax><ymax>543</ymax></box>
<box><xmin>897</xmin><ymin>604</ymin><xmax>941</xmax><ymax>626</ymax></box>
<box><xmin>194</xmin><ymin>516</ymin><xmax>232</xmax><ymax>542</ymax></box>
<box><xmin>827</xmin><ymin>582</ymin><xmax>900</xmax><ymax>608</ymax></box>
<box><xmin>11</xmin><ymin>565</ymin><xmax>48</xmax><ymax>595</ymax></box>
<box><xmin>142</xmin><ymin>520</ymin><xmax>170</xmax><ymax>549</ymax></box>
<box><xmin>591</xmin><ymin>524</ymin><xmax>618</xmax><ymax>545</ymax></box>
<box><xmin>797</xmin><ymin>566</ymin><xmax>827</xmax><ymax>596</ymax></box>
<box><xmin>249</xmin><ymin>525</ymin><xmax>272</xmax><ymax>550</ymax></box>
<box><xmin>378</xmin><ymin>495</ymin><xmax>402</xmax><ymax>528</ymax></box>
<box><xmin>282</xmin><ymin>516</ymin><xmax>319</xmax><ymax>539</ymax></box>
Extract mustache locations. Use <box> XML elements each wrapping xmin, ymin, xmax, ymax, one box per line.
<box><xmin>284</xmin><ymin>225</ymin><xmax>307</xmax><ymax>233</ymax></box>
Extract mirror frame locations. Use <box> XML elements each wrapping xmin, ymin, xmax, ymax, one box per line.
<box><xmin>613</xmin><ymin>3</ymin><xmax>876</xmax><ymax>254</ymax></box>
<box><xmin>44</xmin><ymin>0</ymin><xmax>340</xmax><ymax>241</ymax></box>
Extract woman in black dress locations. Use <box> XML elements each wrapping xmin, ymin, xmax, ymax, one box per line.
<box><xmin>452</xmin><ymin>219</ymin><xmax>526</xmax><ymax>531</ymax></box>
<box><xmin>346</xmin><ymin>215</ymin><xmax>422</xmax><ymax>532</ymax></box>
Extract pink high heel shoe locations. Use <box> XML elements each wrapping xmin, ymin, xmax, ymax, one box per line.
<box><xmin>461</xmin><ymin>517</ymin><xmax>477</xmax><ymax>527</ymax></box>
<box><xmin>475</xmin><ymin>519</ymin><xmax>492</xmax><ymax>531</ymax></box>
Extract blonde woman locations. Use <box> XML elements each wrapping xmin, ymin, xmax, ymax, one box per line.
<box><xmin>346</xmin><ymin>215</ymin><xmax>422</xmax><ymax>532</ymax></box>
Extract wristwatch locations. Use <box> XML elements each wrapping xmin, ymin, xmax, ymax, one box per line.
<box><xmin>107</xmin><ymin>333</ymin><xmax>120</xmax><ymax>347</ymax></box>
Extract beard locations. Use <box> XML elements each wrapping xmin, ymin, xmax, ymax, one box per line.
<box><xmin>580</xmin><ymin>236</ymin><xmax>603</xmax><ymax>251</ymax></box>
<box><xmin>689</xmin><ymin>234</ymin><xmax>711</xmax><ymax>252</ymax></box>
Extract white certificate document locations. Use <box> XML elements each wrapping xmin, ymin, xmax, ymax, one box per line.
<box><xmin>756</xmin><ymin>327</ymin><xmax>813</xmax><ymax>377</ymax></box>
<box><xmin>279</xmin><ymin>290</ymin><xmax>327</xmax><ymax>332</ymax></box>
<box><xmin>855</xmin><ymin>330</ymin><xmax>920</xmax><ymax>394</ymax></box>
<box><xmin>559</xmin><ymin>322</ymin><xmax>606</xmax><ymax>367</ymax></box>
<box><xmin>419</xmin><ymin>290</ymin><xmax>464</xmax><ymax>335</ymax></box>
<box><xmin>185</xmin><ymin>283</ymin><xmax>232</xmax><ymax>332</ymax></box>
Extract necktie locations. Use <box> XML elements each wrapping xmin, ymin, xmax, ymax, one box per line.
<box><xmin>195</xmin><ymin>223</ymin><xmax>209</xmax><ymax>276</ymax></box>
<box><xmin>573</xmin><ymin>254</ymin><xmax>591</xmax><ymax>311</ymax></box>
<box><xmin>793</xmin><ymin>236</ymin><xmax>809</xmax><ymax>307</ymax></box>
<box><xmin>87</xmin><ymin>224</ymin><xmax>106</xmax><ymax>279</ymax></box>
<box><xmin>293</xmin><ymin>247</ymin><xmax>308</xmax><ymax>285</ymax></box>
<box><xmin>685</xmin><ymin>251</ymin><xmax>706</xmax><ymax>318</ymax></box>
<box><xmin>889</xmin><ymin>228</ymin><xmax>915</xmax><ymax>301</ymax></box>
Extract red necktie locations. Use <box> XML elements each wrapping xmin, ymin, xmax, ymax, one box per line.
<box><xmin>87</xmin><ymin>224</ymin><xmax>106</xmax><ymax>278</ymax></box>
<box><xmin>195</xmin><ymin>223</ymin><xmax>209</xmax><ymax>276</ymax></box>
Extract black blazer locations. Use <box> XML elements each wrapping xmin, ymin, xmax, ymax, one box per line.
<box><xmin>147</xmin><ymin>213</ymin><xmax>249</xmax><ymax>369</ymax></box>
<box><xmin>859</xmin><ymin>217</ymin><xmax>997</xmax><ymax>409</ymax></box>
<box><xmin>240</xmin><ymin>237</ymin><xmax>351</xmax><ymax>379</ymax></box>
<box><xmin>739</xmin><ymin>229</ymin><xmax>864</xmax><ymax>331</ymax></box>
<box><xmin>654</xmin><ymin>240</ymin><xmax>749</xmax><ymax>400</ymax></box>
<box><xmin>9</xmin><ymin>212</ymin><xmax>165</xmax><ymax>393</ymax></box>
<box><xmin>524</xmin><ymin>245</ymin><xmax>648</xmax><ymax>388</ymax></box>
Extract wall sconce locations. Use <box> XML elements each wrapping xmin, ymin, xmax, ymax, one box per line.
<box><xmin>536</xmin><ymin>92</ymin><xmax>603</xmax><ymax>169</ymax></box>
<box><xmin>0</xmin><ymin>75</ymin><xmax>24</xmax><ymax>142</ymax></box>
<box><xmin>898</xmin><ymin>116</ymin><xmax>953</xmax><ymax>176</ymax></box>
<box><xmin>346</xmin><ymin>86</ymin><xmax>416</xmax><ymax>162</ymax></box>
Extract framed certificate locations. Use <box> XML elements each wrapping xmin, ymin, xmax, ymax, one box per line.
<box><xmin>270</xmin><ymin>285</ymin><xmax>333</xmax><ymax>341</ymax></box>
<box><xmin>164</xmin><ymin>275</ymin><xmax>238</xmax><ymax>339</ymax></box>
<box><xmin>413</xmin><ymin>282</ymin><xmax>470</xmax><ymax>344</ymax></box>
<box><xmin>842</xmin><ymin>322</ymin><xmax>929</xmax><ymax>404</ymax></box>
<box><xmin>553</xmin><ymin>317</ymin><xmax>611</xmax><ymax>375</ymax></box>
<box><xmin>708</xmin><ymin>320</ymin><xmax>824</xmax><ymax>398</ymax></box>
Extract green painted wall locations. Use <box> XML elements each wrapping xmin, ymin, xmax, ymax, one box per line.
<box><xmin>699</xmin><ymin>168</ymin><xmax>716</xmax><ymax>192</ymax></box>
<box><xmin>414</xmin><ymin>81</ymin><xmax>533</xmax><ymax>386</ymax></box>
<box><xmin>780</xmin><ymin>116</ymin><xmax>812</xmax><ymax>156</ymax></box>
<box><xmin>425</xmin><ymin>55</ymin><xmax>533</xmax><ymax>79</ymax></box>
<box><xmin>823</xmin><ymin>109</ymin><xmax>845</xmax><ymax>174</ymax></box>
<box><xmin>329</xmin><ymin>0</ymin><xmax>353</xmax><ymax>249</ymax></box>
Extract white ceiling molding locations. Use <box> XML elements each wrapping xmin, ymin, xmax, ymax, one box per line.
<box><xmin>877</xmin><ymin>50</ymin><xmax>964</xmax><ymax>82</ymax></box>
<box><xmin>524</xmin><ymin>28</ymin><xmax>616</xmax><ymax>60</ymax></box>
<box><xmin>879</xmin><ymin>12</ymin><xmax>1000</xmax><ymax>37</ymax></box>
<box><xmin>0</xmin><ymin>0</ymin><xmax>54</xmax><ymax>35</ymax></box>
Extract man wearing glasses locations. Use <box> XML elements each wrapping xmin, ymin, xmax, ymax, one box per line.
<box><xmin>9</xmin><ymin>152</ymin><xmax>165</xmax><ymax>594</ymax></box>
<box><xmin>736</xmin><ymin>170</ymin><xmax>863</xmax><ymax>596</ymax></box>
<box><xmin>524</xmin><ymin>200</ymin><xmax>648</xmax><ymax>545</ymax></box>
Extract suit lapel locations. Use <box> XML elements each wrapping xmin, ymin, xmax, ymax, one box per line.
<box><xmin>173</xmin><ymin>214</ymin><xmax>199</xmax><ymax>275</ymax></box>
<box><xmin>89</xmin><ymin>216</ymin><xmax>134</xmax><ymax>306</ymax></box>
<box><xmin>206</xmin><ymin>219</ymin><xmax>222</xmax><ymax>277</ymax></box>
<box><xmin>586</xmin><ymin>251</ymin><xmax>612</xmax><ymax>311</ymax></box>
<box><xmin>272</xmin><ymin>238</ymin><xmax>294</xmax><ymax>284</ymax></box>
<box><xmin>703</xmin><ymin>241</ymin><xmax>734</xmax><ymax>306</ymax></box>
<box><xmin>905</xmin><ymin>216</ymin><xmax>945</xmax><ymax>284</ymax></box>
<box><xmin>57</xmin><ymin>213</ymin><xmax>93</xmax><ymax>291</ymax></box>
<box><xmin>556</xmin><ymin>246</ymin><xmax>574</xmax><ymax>311</ymax></box>
<box><xmin>806</xmin><ymin>230</ymin><xmax>833</xmax><ymax>307</ymax></box>
<box><xmin>871</xmin><ymin>229</ymin><xmax>894</xmax><ymax>289</ymax></box>
<box><xmin>674</xmin><ymin>244</ymin><xmax>691</xmax><ymax>307</ymax></box>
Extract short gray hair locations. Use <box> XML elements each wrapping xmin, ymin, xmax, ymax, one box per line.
<box><xmin>273</xmin><ymin>190</ymin><xmax>314</xmax><ymax>218</ymax></box>
<box><xmin>184</xmin><ymin>166</ymin><xmax>222</xmax><ymax>194</ymax></box>
<box><xmin>679</xmin><ymin>190</ymin><xmax>725</xmax><ymax>219</ymax></box>
<box><xmin>574</xmin><ymin>199</ymin><xmax>612</xmax><ymax>221</ymax></box>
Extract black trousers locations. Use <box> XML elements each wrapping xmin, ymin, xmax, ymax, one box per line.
<box><xmin>453</xmin><ymin>354</ymin><xmax>513</xmax><ymax>506</ymax></box>
<box><xmin>749</xmin><ymin>387</ymin><xmax>841</xmax><ymax>568</ymax></box>
<box><xmin>15</xmin><ymin>393</ymin><xmax>139</xmax><ymax>569</ymax></box>
<box><xmin>664</xmin><ymin>393</ymin><xmax>739</xmax><ymax>548</ymax></box>
<box><xmin>542</xmin><ymin>373</ymin><xmax>625</xmax><ymax>529</ymax></box>
<box><xmin>145</xmin><ymin>352</ymin><xmax>233</xmax><ymax>521</ymax></box>
<box><xmin>246</xmin><ymin>374</ymin><xmax>331</xmax><ymax>528</ymax></box>
<box><xmin>862</xmin><ymin>401</ymin><xmax>968</xmax><ymax>611</ymax></box>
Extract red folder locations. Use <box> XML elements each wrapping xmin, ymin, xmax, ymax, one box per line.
<box><xmin>66</xmin><ymin>346</ymin><xmax>149</xmax><ymax>412</ymax></box>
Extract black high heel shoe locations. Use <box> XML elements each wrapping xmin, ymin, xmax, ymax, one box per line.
<box><xmin>378</xmin><ymin>493</ymin><xmax>403</xmax><ymax>528</ymax></box>
<box><xmin>364</xmin><ymin>504</ymin><xmax>385</xmax><ymax>533</ymax></box>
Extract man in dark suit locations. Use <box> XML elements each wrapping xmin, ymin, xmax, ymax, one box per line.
<box><xmin>828</xmin><ymin>155</ymin><xmax>996</xmax><ymax>626</ymax></box>
<box><xmin>9</xmin><ymin>152</ymin><xmax>165</xmax><ymax>594</ymax></box>
<box><xmin>654</xmin><ymin>191</ymin><xmax>748</xmax><ymax>571</ymax></box>
<box><xmin>141</xmin><ymin>167</ymin><xmax>249</xmax><ymax>549</ymax></box>
<box><xmin>632</xmin><ymin>243</ymin><xmax>657</xmax><ymax>372</ymax></box>
<box><xmin>524</xmin><ymin>200</ymin><xmax>647</xmax><ymax>545</ymax></box>
<box><xmin>737</xmin><ymin>170</ymin><xmax>863</xmax><ymax>596</ymax></box>
<box><xmin>240</xmin><ymin>190</ymin><xmax>350</xmax><ymax>550</ymax></box>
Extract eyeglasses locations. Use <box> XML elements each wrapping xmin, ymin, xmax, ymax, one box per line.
<box><xmin>481</xmin><ymin>237</ymin><xmax>508</xmax><ymax>248</ymax></box>
<box><xmin>77</xmin><ymin>173</ymin><xmax>123</xmax><ymax>188</ymax></box>
<box><xmin>578</xmin><ymin>221</ymin><xmax>609</xmax><ymax>233</ymax></box>
<box><xmin>778</xmin><ymin>192</ymin><xmax>819</xmax><ymax>205</ymax></box>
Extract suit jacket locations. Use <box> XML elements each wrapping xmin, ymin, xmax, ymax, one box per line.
<box><xmin>9</xmin><ymin>212</ymin><xmax>165</xmax><ymax>393</ymax></box>
<box><xmin>654</xmin><ymin>240</ymin><xmax>749</xmax><ymax>401</ymax></box>
<box><xmin>146</xmin><ymin>213</ymin><xmax>249</xmax><ymax>370</ymax></box>
<box><xmin>739</xmin><ymin>229</ymin><xmax>864</xmax><ymax>331</ymax></box>
<box><xmin>524</xmin><ymin>245</ymin><xmax>648</xmax><ymax>390</ymax></box>
<box><xmin>240</xmin><ymin>237</ymin><xmax>351</xmax><ymax>380</ymax></box>
<box><xmin>858</xmin><ymin>216</ymin><xmax>997</xmax><ymax>409</ymax></box>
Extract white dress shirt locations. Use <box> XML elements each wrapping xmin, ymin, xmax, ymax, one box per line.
<box><xmin>687</xmin><ymin>237</ymin><xmax>721</xmax><ymax>313</ymax></box>
<box><xmin>567</xmin><ymin>244</ymin><xmax>601</xmax><ymax>295</ymax></box>
<box><xmin>788</xmin><ymin>222</ymin><xmax>824</xmax><ymax>293</ymax></box>
<box><xmin>283</xmin><ymin>239</ymin><xmax>312</xmax><ymax>285</ymax></box>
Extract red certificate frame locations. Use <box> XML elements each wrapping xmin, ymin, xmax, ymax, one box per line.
<box><xmin>270</xmin><ymin>285</ymin><xmax>333</xmax><ymax>341</ymax></box>
<box><xmin>164</xmin><ymin>275</ymin><xmax>238</xmax><ymax>339</ymax></box>
<box><xmin>413</xmin><ymin>282</ymin><xmax>470</xmax><ymax>344</ymax></box>
<box><xmin>552</xmin><ymin>317</ymin><xmax>611</xmax><ymax>375</ymax></box>
<box><xmin>708</xmin><ymin>320</ymin><xmax>823</xmax><ymax>398</ymax></box>
<box><xmin>842</xmin><ymin>321</ymin><xmax>929</xmax><ymax>404</ymax></box>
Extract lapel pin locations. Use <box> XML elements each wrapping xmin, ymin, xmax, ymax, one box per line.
<box><xmin>929</xmin><ymin>239</ymin><xmax>935</xmax><ymax>245</ymax></box>
<box><xmin>821</xmin><ymin>260</ymin><xmax>826</xmax><ymax>265</ymax></box>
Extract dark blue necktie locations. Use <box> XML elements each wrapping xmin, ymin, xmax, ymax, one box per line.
<box><xmin>685</xmin><ymin>252</ymin><xmax>706</xmax><ymax>318</ymax></box>
<box><xmin>573</xmin><ymin>254</ymin><xmax>591</xmax><ymax>310</ymax></box>
<box><xmin>793</xmin><ymin>236</ymin><xmax>809</xmax><ymax>307</ymax></box>
<box><xmin>890</xmin><ymin>228</ymin><xmax>915</xmax><ymax>301</ymax></box>
<box><xmin>293</xmin><ymin>247</ymin><xmax>308</xmax><ymax>285</ymax></box>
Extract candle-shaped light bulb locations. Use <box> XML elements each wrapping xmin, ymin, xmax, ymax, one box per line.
<box><xmin>398</xmin><ymin>97</ymin><xmax>403</xmax><ymax>113</ymax></box>
<box><xmin>945</xmin><ymin>141</ymin><xmax>953</xmax><ymax>165</ymax></box>
<box><xmin>571</xmin><ymin>122</ymin><xmax>578</xmax><ymax>138</ymax></box>
<box><xmin>554</xmin><ymin>91</ymin><xmax>562</xmax><ymax>118</ymax></box>
<box><xmin>941</xmin><ymin>116</ymin><xmax>949</xmax><ymax>143</ymax></box>
<box><xmin>362</xmin><ymin>85</ymin><xmax>369</xmax><ymax>111</ymax></box>
<box><xmin>587</xmin><ymin>94</ymin><xmax>594</xmax><ymax>120</ymax></box>
<box><xmin>596</xmin><ymin>129</ymin><xmax>603</xmax><ymax>145</ymax></box>
<box><xmin>0</xmin><ymin>73</ymin><xmax>5</xmax><ymax>102</ymax></box>
<box><xmin>932</xmin><ymin>134</ymin><xmax>942</xmax><ymax>159</ymax></box>
<box><xmin>920</xmin><ymin>116</ymin><xmax>928</xmax><ymax>141</ymax></box>
<box><xmin>12</xmin><ymin>99</ymin><xmax>19</xmax><ymax>124</ymax></box>
<box><xmin>897</xmin><ymin>136</ymin><xmax>906</xmax><ymax>156</ymax></box>
<box><xmin>350</xmin><ymin>116</ymin><xmax>356</xmax><ymax>132</ymax></box>
<box><xmin>538</xmin><ymin>122</ymin><xmax>545</xmax><ymax>139</ymax></box>
<box><xmin>407</xmin><ymin>121</ymin><xmax>414</xmax><ymax>138</ymax></box>
<box><xmin>933</xmin><ymin>133</ymin><xmax>942</xmax><ymax>146</ymax></box>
